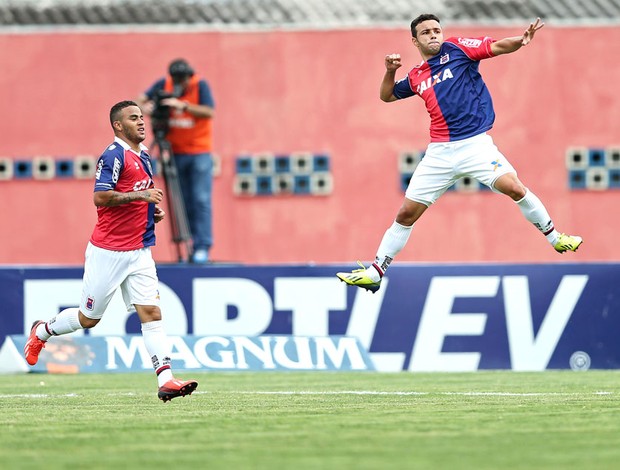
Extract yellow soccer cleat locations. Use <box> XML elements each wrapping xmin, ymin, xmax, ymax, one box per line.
<box><xmin>336</xmin><ymin>261</ymin><xmax>382</xmax><ymax>293</ymax></box>
<box><xmin>554</xmin><ymin>233</ymin><xmax>583</xmax><ymax>253</ymax></box>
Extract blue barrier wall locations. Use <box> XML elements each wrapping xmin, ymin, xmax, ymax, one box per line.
<box><xmin>1</xmin><ymin>263</ymin><xmax>618</xmax><ymax>371</ymax></box>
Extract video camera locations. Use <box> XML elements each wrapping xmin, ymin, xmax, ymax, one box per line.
<box><xmin>151</xmin><ymin>89</ymin><xmax>178</xmax><ymax>141</ymax></box>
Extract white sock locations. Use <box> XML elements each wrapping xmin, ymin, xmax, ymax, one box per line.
<box><xmin>141</xmin><ymin>320</ymin><xmax>173</xmax><ymax>386</ymax></box>
<box><xmin>516</xmin><ymin>190</ymin><xmax>559</xmax><ymax>245</ymax></box>
<box><xmin>36</xmin><ymin>307</ymin><xmax>83</xmax><ymax>341</ymax></box>
<box><xmin>368</xmin><ymin>221</ymin><xmax>414</xmax><ymax>281</ymax></box>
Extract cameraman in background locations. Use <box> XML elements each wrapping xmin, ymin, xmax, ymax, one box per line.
<box><xmin>137</xmin><ymin>58</ymin><xmax>215</xmax><ymax>264</ymax></box>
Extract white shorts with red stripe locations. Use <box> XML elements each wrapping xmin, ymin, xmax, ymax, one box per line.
<box><xmin>80</xmin><ymin>242</ymin><xmax>160</xmax><ymax>320</ymax></box>
<box><xmin>405</xmin><ymin>132</ymin><xmax>516</xmax><ymax>206</ymax></box>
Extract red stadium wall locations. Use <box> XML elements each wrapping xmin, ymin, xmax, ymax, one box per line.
<box><xmin>1</xmin><ymin>26</ymin><xmax>618</xmax><ymax>265</ymax></box>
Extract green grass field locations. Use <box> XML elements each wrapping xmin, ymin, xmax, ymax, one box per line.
<box><xmin>1</xmin><ymin>371</ymin><xmax>619</xmax><ymax>469</ymax></box>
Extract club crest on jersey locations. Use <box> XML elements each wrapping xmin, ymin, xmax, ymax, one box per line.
<box><xmin>440</xmin><ymin>53</ymin><xmax>449</xmax><ymax>64</ymax></box>
<box><xmin>416</xmin><ymin>68</ymin><xmax>454</xmax><ymax>95</ymax></box>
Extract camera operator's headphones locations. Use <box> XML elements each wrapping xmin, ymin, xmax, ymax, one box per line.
<box><xmin>168</xmin><ymin>59</ymin><xmax>195</xmax><ymax>79</ymax></box>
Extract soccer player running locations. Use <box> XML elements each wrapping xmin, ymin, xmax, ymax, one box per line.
<box><xmin>24</xmin><ymin>101</ymin><xmax>197</xmax><ymax>402</ymax></box>
<box><xmin>337</xmin><ymin>15</ymin><xmax>582</xmax><ymax>293</ymax></box>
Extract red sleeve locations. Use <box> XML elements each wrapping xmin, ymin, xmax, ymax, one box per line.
<box><xmin>446</xmin><ymin>36</ymin><xmax>496</xmax><ymax>61</ymax></box>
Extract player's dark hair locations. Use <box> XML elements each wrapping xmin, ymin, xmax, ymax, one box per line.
<box><xmin>410</xmin><ymin>14</ymin><xmax>441</xmax><ymax>38</ymax></box>
<box><xmin>109</xmin><ymin>100</ymin><xmax>138</xmax><ymax>127</ymax></box>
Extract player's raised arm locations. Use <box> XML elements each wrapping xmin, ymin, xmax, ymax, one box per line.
<box><xmin>491</xmin><ymin>17</ymin><xmax>545</xmax><ymax>56</ymax></box>
<box><xmin>380</xmin><ymin>53</ymin><xmax>402</xmax><ymax>102</ymax></box>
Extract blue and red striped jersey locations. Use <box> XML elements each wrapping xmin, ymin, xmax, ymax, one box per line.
<box><xmin>90</xmin><ymin>137</ymin><xmax>156</xmax><ymax>251</ymax></box>
<box><xmin>393</xmin><ymin>36</ymin><xmax>497</xmax><ymax>142</ymax></box>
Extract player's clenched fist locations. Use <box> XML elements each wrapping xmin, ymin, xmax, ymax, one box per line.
<box><xmin>154</xmin><ymin>206</ymin><xmax>166</xmax><ymax>223</ymax></box>
<box><xmin>385</xmin><ymin>53</ymin><xmax>402</xmax><ymax>71</ymax></box>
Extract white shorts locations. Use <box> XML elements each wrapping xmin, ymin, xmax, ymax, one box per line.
<box><xmin>405</xmin><ymin>133</ymin><xmax>516</xmax><ymax>206</ymax></box>
<box><xmin>80</xmin><ymin>242</ymin><xmax>160</xmax><ymax>320</ymax></box>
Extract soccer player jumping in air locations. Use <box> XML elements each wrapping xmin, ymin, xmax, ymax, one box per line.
<box><xmin>337</xmin><ymin>15</ymin><xmax>582</xmax><ymax>293</ymax></box>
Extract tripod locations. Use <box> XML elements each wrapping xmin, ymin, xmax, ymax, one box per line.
<box><xmin>151</xmin><ymin>132</ymin><xmax>193</xmax><ymax>263</ymax></box>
